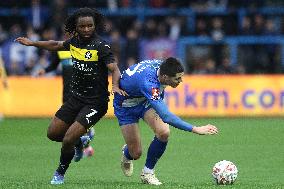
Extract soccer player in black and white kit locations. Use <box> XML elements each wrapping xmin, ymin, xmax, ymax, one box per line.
<box><xmin>36</xmin><ymin>50</ymin><xmax>95</xmax><ymax>157</ymax></box>
<box><xmin>15</xmin><ymin>8</ymin><xmax>127</xmax><ymax>185</ymax></box>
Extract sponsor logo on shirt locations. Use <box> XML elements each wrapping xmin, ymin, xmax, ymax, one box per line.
<box><xmin>73</xmin><ymin>61</ymin><xmax>93</xmax><ymax>72</ymax></box>
<box><xmin>151</xmin><ymin>88</ymin><xmax>160</xmax><ymax>100</ymax></box>
<box><xmin>85</xmin><ymin>51</ymin><xmax>92</xmax><ymax>59</ymax></box>
<box><xmin>70</xmin><ymin>44</ymin><xmax>98</xmax><ymax>61</ymax></box>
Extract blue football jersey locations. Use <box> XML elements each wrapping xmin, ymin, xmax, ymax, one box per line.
<box><xmin>114</xmin><ymin>59</ymin><xmax>193</xmax><ymax>132</ymax></box>
<box><xmin>119</xmin><ymin>59</ymin><xmax>164</xmax><ymax>103</ymax></box>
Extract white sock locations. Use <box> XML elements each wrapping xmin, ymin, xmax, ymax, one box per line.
<box><xmin>143</xmin><ymin>166</ymin><xmax>154</xmax><ymax>174</ymax></box>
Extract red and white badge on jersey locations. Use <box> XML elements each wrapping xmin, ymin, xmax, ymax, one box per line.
<box><xmin>151</xmin><ymin>88</ymin><xmax>160</xmax><ymax>100</ymax></box>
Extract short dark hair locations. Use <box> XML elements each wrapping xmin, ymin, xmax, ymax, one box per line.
<box><xmin>65</xmin><ymin>7</ymin><xmax>105</xmax><ymax>35</ymax></box>
<box><xmin>160</xmin><ymin>57</ymin><xmax>184</xmax><ymax>77</ymax></box>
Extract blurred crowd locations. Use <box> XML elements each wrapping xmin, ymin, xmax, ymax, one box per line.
<box><xmin>0</xmin><ymin>0</ymin><xmax>284</xmax><ymax>76</ymax></box>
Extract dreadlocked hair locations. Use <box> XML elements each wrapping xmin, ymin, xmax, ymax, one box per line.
<box><xmin>64</xmin><ymin>7</ymin><xmax>105</xmax><ymax>36</ymax></box>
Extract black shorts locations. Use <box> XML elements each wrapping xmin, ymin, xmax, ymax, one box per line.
<box><xmin>55</xmin><ymin>96</ymin><xmax>108</xmax><ymax>129</ymax></box>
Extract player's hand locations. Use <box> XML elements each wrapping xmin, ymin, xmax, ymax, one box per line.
<box><xmin>14</xmin><ymin>37</ymin><xmax>34</xmax><ymax>46</ymax></box>
<box><xmin>111</xmin><ymin>86</ymin><xmax>128</xmax><ymax>96</ymax></box>
<box><xmin>192</xmin><ymin>124</ymin><xmax>218</xmax><ymax>135</ymax></box>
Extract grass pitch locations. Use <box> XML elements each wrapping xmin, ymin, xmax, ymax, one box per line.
<box><xmin>0</xmin><ymin>117</ymin><xmax>283</xmax><ymax>189</ymax></box>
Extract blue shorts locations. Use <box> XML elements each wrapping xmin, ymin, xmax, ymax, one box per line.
<box><xmin>113</xmin><ymin>99</ymin><xmax>151</xmax><ymax>126</ymax></box>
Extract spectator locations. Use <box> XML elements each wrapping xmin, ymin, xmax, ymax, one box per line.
<box><xmin>167</xmin><ymin>16</ymin><xmax>182</xmax><ymax>40</ymax></box>
<box><xmin>264</xmin><ymin>19</ymin><xmax>280</xmax><ymax>73</ymax></box>
<box><xmin>216</xmin><ymin>57</ymin><xmax>236</xmax><ymax>74</ymax></box>
<box><xmin>103</xmin><ymin>18</ymin><xmax>115</xmax><ymax>37</ymax></box>
<box><xmin>156</xmin><ymin>21</ymin><xmax>169</xmax><ymax>38</ymax></box>
<box><xmin>210</xmin><ymin>17</ymin><xmax>225</xmax><ymax>66</ymax></box>
<box><xmin>204</xmin><ymin>58</ymin><xmax>217</xmax><ymax>74</ymax></box>
<box><xmin>142</xmin><ymin>18</ymin><xmax>157</xmax><ymax>39</ymax></box>
<box><xmin>24</xmin><ymin>26</ymin><xmax>39</xmax><ymax>74</ymax></box>
<box><xmin>49</xmin><ymin>0</ymin><xmax>68</xmax><ymax>36</ymax></box>
<box><xmin>253</xmin><ymin>14</ymin><xmax>265</xmax><ymax>35</ymax></box>
<box><xmin>8</xmin><ymin>24</ymin><xmax>25</xmax><ymax>75</ymax></box>
<box><xmin>238</xmin><ymin>16</ymin><xmax>254</xmax><ymax>74</ymax></box>
<box><xmin>250</xmin><ymin>14</ymin><xmax>271</xmax><ymax>73</ymax></box>
<box><xmin>126</xmin><ymin>56</ymin><xmax>136</xmax><ymax>68</ymax></box>
<box><xmin>0</xmin><ymin>24</ymin><xmax>8</xmax><ymax>45</ymax></box>
<box><xmin>195</xmin><ymin>18</ymin><xmax>209</xmax><ymax>36</ymax></box>
<box><xmin>124</xmin><ymin>28</ymin><xmax>139</xmax><ymax>69</ymax></box>
<box><xmin>240</xmin><ymin>16</ymin><xmax>253</xmax><ymax>35</ymax></box>
<box><xmin>32</xmin><ymin>27</ymin><xmax>57</xmax><ymax>76</ymax></box>
<box><xmin>192</xmin><ymin>58</ymin><xmax>216</xmax><ymax>74</ymax></box>
<box><xmin>235</xmin><ymin>64</ymin><xmax>246</xmax><ymax>74</ymax></box>
<box><xmin>110</xmin><ymin>29</ymin><xmax>122</xmax><ymax>70</ymax></box>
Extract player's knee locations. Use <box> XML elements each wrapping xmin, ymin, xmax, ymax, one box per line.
<box><xmin>156</xmin><ymin>128</ymin><xmax>170</xmax><ymax>141</ymax></box>
<box><xmin>47</xmin><ymin>131</ymin><xmax>54</xmax><ymax>141</ymax></box>
<box><xmin>131</xmin><ymin>149</ymin><xmax>142</xmax><ymax>160</ymax></box>
<box><xmin>47</xmin><ymin>127</ymin><xmax>63</xmax><ymax>142</ymax></box>
<box><xmin>128</xmin><ymin>146</ymin><xmax>142</xmax><ymax>160</ymax></box>
<box><xmin>62</xmin><ymin>135</ymin><xmax>75</xmax><ymax>147</ymax></box>
<box><xmin>47</xmin><ymin>129</ymin><xmax>59</xmax><ymax>142</ymax></box>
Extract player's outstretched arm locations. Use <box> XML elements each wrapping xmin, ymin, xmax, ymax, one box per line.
<box><xmin>149</xmin><ymin>99</ymin><xmax>218</xmax><ymax>135</ymax></box>
<box><xmin>15</xmin><ymin>37</ymin><xmax>64</xmax><ymax>51</ymax></box>
<box><xmin>149</xmin><ymin>99</ymin><xmax>193</xmax><ymax>131</ymax></box>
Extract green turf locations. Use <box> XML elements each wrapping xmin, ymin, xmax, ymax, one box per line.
<box><xmin>0</xmin><ymin>117</ymin><xmax>283</xmax><ymax>189</ymax></box>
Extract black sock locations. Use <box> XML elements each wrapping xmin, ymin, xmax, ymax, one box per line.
<box><xmin>56</xmin><ymin>148</ymin><xmax>75</xmax><ymax>175</ymax></box>
<box><xmin>74</xmin><ymin>138</ymin><xmax>82</xmax><ymax>148</ymax></box>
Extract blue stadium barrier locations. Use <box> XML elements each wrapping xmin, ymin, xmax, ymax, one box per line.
<box><xmin>2</xmin><ymin>6</ymin><xmax>284</xmax><ymax>25</ymax></box>
<box><xmin>177</xmin><ymin>36</ymin><xmax>284</xmax><ymax>67</ymax></box>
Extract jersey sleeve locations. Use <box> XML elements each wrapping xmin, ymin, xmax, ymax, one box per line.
<box><xmin>140</xmin><ymin>77</ymin><xmax>193</xmax><ymax>132</ymax></box>
<box><xmin>98</xmin><ymin>42</ymin><xmax>115</xmax><ymax>65</ymax></box>
<box><xmin>62</xmin><ymin>38</ymin><xmax>71</xmax><ymax>51</ymax></box>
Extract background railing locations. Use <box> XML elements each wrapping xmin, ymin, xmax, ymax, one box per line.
<box><xmin>178</xmin><ymin>36</ymin><xmax>284</xmax><ymax>71</ymax></box>
<box><xmin>1</xmin><ymin>6</ymin><xmax>284</xmax><ymax>30</ymax></box>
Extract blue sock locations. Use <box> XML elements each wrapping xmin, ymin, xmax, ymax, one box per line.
<box><xmin>123</xmin><ymin>145</ymin><xmax>134</xmax><ymax>160</ymax></box>
<box><xmin>145</xmin><ymin>136</ymin><xmax>168</xmax><ymax>169</ymax></box>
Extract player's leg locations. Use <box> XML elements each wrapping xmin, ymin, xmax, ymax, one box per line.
<box><xmin>51</xmin><ymin>121</ymin><xmax>88</xmax><ymax>185</ymax></box>
<box><xmin>49</xmin><ymin>97</ymin><xmax>82</xmax><ymax>185</ymax></box>
<box><xmin>48</xmin><ymin>117</ymin><xmax>69</xmax><ymax>185</ymax></box>
<box><xmin>120</xmin><ymin>123</ymin><xmax>142</xmax><ymax>177</ymax></box>
<box><xmin>51</xmin><ymin>98</ymin><xmax>107</xmax><ymax>184</ymax></box>
<box><xmin>113</xmin><ymin>96</ymin><xmax>143</xmax><ymax>177</ymax></box>
<box><xmin>48</xmin><ymin>96</ymin><xmax>80</xmax><ymax>143</ymax></box>
<box><xmin>47</xmin><ymin>116</ymin><xmax>70</xmax><ymax>142</ymax></box>
<box><xmin>62</xmin><ymin>91</ymin><xmax>95</xmax><ymax>158</ymax></box>
<box><xmin>51</xmin><ymin>102</ymin><xmax>107</xmax><ymax>184</ymax></box>
<box><xmin>73</xmin><ymin>102</ymin><xmax>108</xmax><ymax>162</ymax></box>
<box><xmin>140</xmin><ymin>108</ymin><xmax>170</xmax><ymax>185</ymax></box>
<box><xmin>60</xmin><ymin>121</ymin><xmax>87</xmax><ymax>170</ymax></box>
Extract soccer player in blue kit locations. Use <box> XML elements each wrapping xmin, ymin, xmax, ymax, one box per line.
<box><xmin>114</xmin><ymin>57</ymin><xmax>218</xmax><ymax>185</ymax></box>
